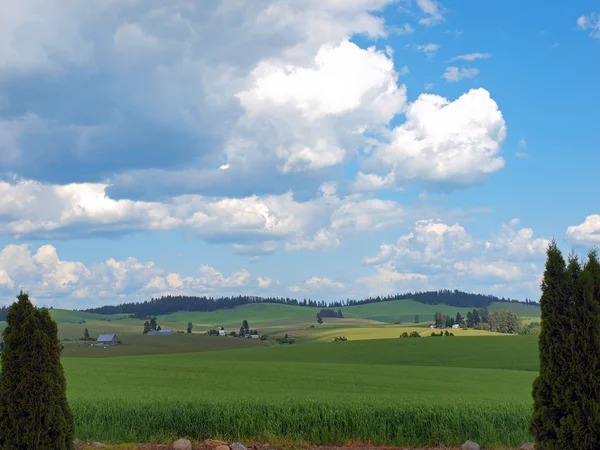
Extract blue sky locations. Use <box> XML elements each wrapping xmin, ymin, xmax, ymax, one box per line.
<box><xmin>0</xmin><ymin>0</ymin><xmax>599</xmax><ymax>308</ymax></box>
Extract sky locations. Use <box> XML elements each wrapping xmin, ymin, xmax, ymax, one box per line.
<box><xmin>0</xmin><ymin>0</ymin><xmax>599</xmax><ymax>308</ymax></box>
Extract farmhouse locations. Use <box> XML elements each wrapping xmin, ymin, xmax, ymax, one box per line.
<box><xmin>147</xmin><ymin>330</ymin><xmax>174</xmax><ymax>335</ymax></box>
<box><xmin>452</xmin><ymin>324</ymin><xmax>461</xmax><ymax>329</ymax></box>
<box><xmin>96</xmin><ymin>334</ymin><xmax>121</xmax><ymax>345</ymax></box>
<box><xmin>429</xmin><ymin>324</ymin><xmax>436</xmax><ymax>329</ymax></box>
<box><xmin>219</xmin><ymin>328</ymin><xmax>227</xmax><ymax>336</ymax></box>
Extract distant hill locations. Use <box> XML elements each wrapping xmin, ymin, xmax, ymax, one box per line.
<box><xmin>158</xmin><ymin>300</ymin><xmax>541</xmax><ymax>328</ymax></box>
<box><xmin>81</xmin><ymin>289</ymin><xmax>539</xmax><ymax>318</ymax></box>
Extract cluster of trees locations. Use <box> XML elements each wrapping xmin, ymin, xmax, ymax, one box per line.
<box><xmin>187</xmin><ymin>322</ymin><xmax>193</xmax><ymax>334</ymax></box>
<box><xmin>0</xmin><ymin>291</ymin><xmax>74</xmax><ymax>449</ymax></box>
<box><xmin>431</xmin><ymin>308</ymin><xmax>521</xmax><ymax>334</ymax></box>
<box><xmin>239</xmin><ymin>320</ymin><xmax>258</xmax><ymax>336</ymax></box>
<box><xmin>142</xmin><ymin>317</ymin><xmax>161</xmax><ymax>334</ymax></box>
<box><xmin>351</xmin><ymin>289</ymin><xmax>534</xmax><ymax>308</ymax></box>
<box><xmin>318</xmin><ymin>308</ymin><xmax>343</xmax><ymax>318</ymax></box>
<box><xmin>82</xmin><ymin>289</ymin><xmax>536</xmax><ymax>318</ymax></box>
<box><xmin>531</xmin><ymin>243</ymin><xmax>600</xmax><ymax>447</ymax></box>
<box><xmin>487</xmin><ymin>310</ymin><xmax>521</xmax><ymax>334</ymax></box>
<box><xmin>277</xmin><ymin>334</ymin><xmax>295</xmax><ymax>345</ymax></box>
<box><xmin>465</xmin><ymin>308</ymin><xmax>489</xmax><ymax>327</ymax></box>
<box><xmin>431</xmin><ymin>330</ymin><xmax>455</xmax><ymax>337</ymax></box>
<box><xmin>333</xmin><ymin>336</ymin><xmax>348</xmax><ymax>341</ymax></box>
<box><xmin>401</xmin><ymin>331</ymin><xmax>421</xmax><ymax>338</ymax></box>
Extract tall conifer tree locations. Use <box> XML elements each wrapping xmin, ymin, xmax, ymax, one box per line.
<box><xmin>0</xmin><ymin>291</ymin><xmax>74</xmax><ymax>449</ymax></box>
<box><xmin>563</xmin><ymin>250</ymin><xmax>600</xmax><ymax>448</ymax></box>
<box><xmin>530</xmin><ymin>241</ymin><xmax>567</xmax><ymax>449</ymax></box>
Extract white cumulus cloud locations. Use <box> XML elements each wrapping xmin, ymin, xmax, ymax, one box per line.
<box><xmin>358</xmin><ymin>88</ymin><xmax>506</xmax><ymax>190</ymax></box>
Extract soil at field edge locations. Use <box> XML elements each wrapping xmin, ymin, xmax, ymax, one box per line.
<box><xmin>78</xmin><ymin>443</ymin><xmax>524</xmax><ymax>450</ymax></box>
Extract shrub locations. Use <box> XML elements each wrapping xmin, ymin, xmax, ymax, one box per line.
<box><xmin>260</xmin><ymin>335</ymin><xmax>268</xmax><ymax>341</ymax></box>
<box><xmin>0</xmin><ymin>291</ymin><xmax>75</xmax><ymax>449</ymax></box>
<box><xmin>401</xmin><ymin>332</ymin><xmax>409</xmax><ymax>338</ymax></box>
<box><xmin>410</xmin><ymin>331</ymin><xmax>421</xmax><ymax>338</ymax></box>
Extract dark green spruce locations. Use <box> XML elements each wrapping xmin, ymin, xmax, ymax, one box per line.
<box><xmin>530</xmin><ymin>241</ymin><xmax>568</xmax><ymax>449</ymax></box>
<box><xmin>0</xmin><ymin>291</ymin><xmax>74</xmax><ymax>450</ymax></box>
<box><xmin>564</xmin><ymin>250</ymin><xmax>600</xmax><ymax>448</ymax></box>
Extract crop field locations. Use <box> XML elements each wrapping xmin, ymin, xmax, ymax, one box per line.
<box><xmin>277</xmin><ymin>324</ymin><xmax>509</xmax><ymax>342</ymax></box>
<box><xmin>62</xmin><ymin>336</ymin><xmax>539</xmax><ymax>447</ymax></box>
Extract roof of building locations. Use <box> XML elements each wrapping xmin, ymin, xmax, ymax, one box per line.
<box><xmin>147</xmin><ymin>330</ymin><xmax>173</xmax><ymax>335</ymax></box>
<box><xmin>97</xmin><ymin>334</ymin><xmax>119</xmax><ymax>341</ymax></box>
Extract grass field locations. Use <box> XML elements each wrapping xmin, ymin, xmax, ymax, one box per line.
<box><xmin>62</xmin><ymin>333</ymin><xmax>268</xmax><ymax>358</ymax></box>
<box><xmin>61</xmin><ymin>336</ymin><xmax>539</xmax><ymax>447</ymax></box>
<box><xmin>0</xmin><ymin>299</ymin><xmax>542</xmax><ymax>447</ymax></box>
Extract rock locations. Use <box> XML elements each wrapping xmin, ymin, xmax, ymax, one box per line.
<box><xmin>229</xmin><ymin>443</ymin><xmax>247</xmax><ymax>450</ymax></box>
<box><xmin>90</xmin><ymin>443</ymin><xmax>107</xmax><ymax>449</ymax></box>
<box><xmin>461</xmin><ymin>441</ymin><xmax>480</xmax><ymax>450</ymax></box>
<box><xmin>73</xmin><ymin>439</ymin><xmax>80</xmax><ymax>450</ymax></box>
<box><xmin>205</xmin><ymin>440</ymin><xmax>229</xmax><ymax>450</ymax></box>
<box><xmin>215</xmin><ymin>445</ymin><xmax>230</xmax><ymax>450</ymax></box>
<box><xmin>520</xmin><ymin>444</ymin><xmax>535</xmax><ymax>450</ymax></box>
<box><xmin>173</xmin><ymin>438</ymin><xmax>193</xmax><ymax>450</ymax></box>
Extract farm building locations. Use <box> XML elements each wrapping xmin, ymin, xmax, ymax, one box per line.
<box><xmin>96</xmin><ymin>334</ymin><xmax>121</xmax><ymax>345</ymax></box>
<box><xmin>429</xmin><ymin>324</ymin><xmax>436</xmax><ymax>329</ymax></box>
<box><xmin>452</xmin><ymin>324</ymin><xmax>461</xmax><ymax>329</ymax></box>
<box><xmin>147</xmin><ymin>330</ymin><xmax>174</xmax><ymax>335</ymax></box>
<box><xmin>219</xmin><ymin>329</ymin><xmax>227</xmax><ymax>336</ymax></box>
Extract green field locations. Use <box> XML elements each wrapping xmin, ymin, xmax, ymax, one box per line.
<box><xmin>61</xmin><ymin>337</ymin><xmax>539</xmax><ymax>447</ymax></box>
<box><xmin>0</xmin><ymin>299</ymin><xmax>541</xmax><ymax>447</ymax></box>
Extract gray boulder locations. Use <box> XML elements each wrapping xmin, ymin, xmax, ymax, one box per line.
<box><xmin>173</xmin><ymin>438</ymin><xmax>193</xmax><ymax>450</ymax></box>
<box><xmin>520</xmin><ymin>444</ymin><xmax>535</xmax><ymax>450</ymax></box>
<box><xmin>230</xmin><ymin>443</ymin><xmax>247</xmax><ymax>450</ymax></box>
<box><xmin>461</xmin><ymin>440</ymin><xmax>480</xmax><ymax>450</ymax></box>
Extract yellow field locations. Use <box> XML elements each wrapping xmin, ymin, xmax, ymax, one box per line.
<box><xmin>280</xmin><ymin>324</ymin><xmax>508</xmax><ymax>342</ymax></box>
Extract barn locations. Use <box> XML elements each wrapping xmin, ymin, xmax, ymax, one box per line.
<box><xmin>96</xmin><ymin>334</ymin><xmax>121</xmax><ymax>345</ymax></box>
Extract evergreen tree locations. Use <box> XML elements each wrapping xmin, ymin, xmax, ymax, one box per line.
<box><xmin>157</xmin><ymin>325</ymin><xmax>161</xmax><ymax>331</ymax></box>
<box><xmin>242</xmin><ymin>320</ymin><xmax>249</xmax><ymax>334</ymax></box>
<box><xmin>560</xmin><ymin>250</ymin><xmax>600</xmax><ymax>447</ymax></box>
<box><xmin>530</xmin><ymin>241</ymin><xmax>568</xmax><ymax>449</ymax></box>
<box><xmin>466</xmin><ymin>311</ymin><xmax>474</xmax><ymax>328</ymax></box>
<box><xmin>317</xmin><ymin>313</ymin><xmax>323</xmax><ymax>325</ymax></box>
<box><xmin>143</xmin><ymin>321</ymin><xmax>150</xmax><ymax>334</ymax></box>
<box><xmin>187</xmin><ymin>322</ymin><xmax>193</xmax><ymax>334</ymax></box>
<box><xmin>455</xmin><ymin>312</ymin><xmax>463</xmax><ymax>324</ymax></box>
<box><xmin>0</xmin><ymin>291</ymin><xmax>74</xmax><ymax>449</ymax></box>
<box><xmin>337</xmin><ymin>309</ymin><xmax>343</xmax><ymax>318</ymax></box>
<box><xmin>149</xmin><ymin>317</ymin><xmax>157</xmax><ymax>331</ymax></box>
<box><xmin>84</xmin><ymin>328</ymin><xmax>89</xmax><ymax>339</ymax></box>
<box><xmin>472</xmin><ymin>309</ymin><xmax>481</xmax><ymax>325</ymax></box>
<box><xmin>414</xmin><ymin>315</ymin><xmax>419</xmax><ymax>323</ymax></box>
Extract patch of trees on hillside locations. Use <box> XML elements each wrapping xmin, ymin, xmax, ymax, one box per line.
<box><xmin>82</xmin><ymin>289</ymin><xmax>538</xmax><ymax>317</ymax></box>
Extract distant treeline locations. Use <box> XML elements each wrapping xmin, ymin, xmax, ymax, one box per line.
<box><xmin>81</xmin><ymin>289</ymin><xmax>539</xmax><ymax>317</ymax></box>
